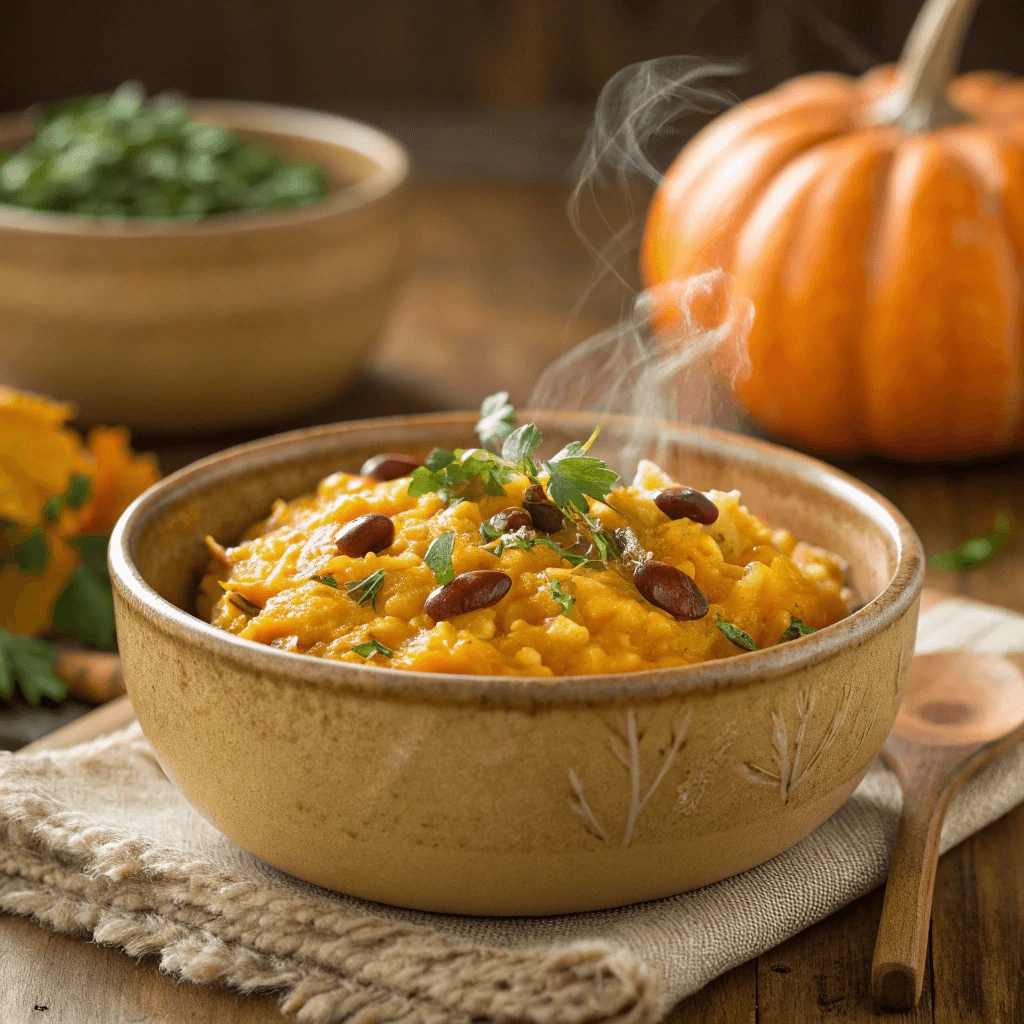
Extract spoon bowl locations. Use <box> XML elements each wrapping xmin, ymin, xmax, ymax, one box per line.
<box><xmin>872</xmin><ymin>650</ymin><xmax>1024</xmax><ymax>1010</ymax></box>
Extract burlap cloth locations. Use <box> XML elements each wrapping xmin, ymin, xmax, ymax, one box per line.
<box><xmin>2</xmin><ymin>595</ymin><xmax>1023</xmax><ymax>1024</ymax></box>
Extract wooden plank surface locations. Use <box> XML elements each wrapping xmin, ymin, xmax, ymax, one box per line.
<box><xmin>2</xmin><ymin>176</ymin><xmax>1023</xmax><ymax>1023</ymax></box>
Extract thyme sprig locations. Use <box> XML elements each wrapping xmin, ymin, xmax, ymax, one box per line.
<box><xmin>351</xmin><ymin>638</ymin><xmax>393</xmax><ymax>659</ymax></box>
<box><xmin>345</xmin><ymin>570</ymin><xmax>386</xmax><ymax>609</ymax></box>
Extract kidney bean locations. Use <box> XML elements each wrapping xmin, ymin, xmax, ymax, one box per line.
<box><xmin>360</xmin><ymin>453</ymin><xmax>422</xmax><ymax>481</ymax></box>
<box><xmin>490</xmin><ymin>507</ymin><xmax>532</xmax><ymax>534</ymax></box>
<box><xmin>424</xmin><ymin>570</ymin><xmax>512</xmax><ymax>621</ymax></box>
<box><xmin>654</xmin><ymin>487</ymin><xmax>719</xmax><ymax>525</ymax></box>
<box><xmin>336</xmin><ymin>513</ymin><xmax>395</xmax><ymax>557</ymax></box>
<box><xmin>523</xmin><ymin>484</ymin><xmax>565</xmax><ymax>534</ymax></box>
<box><xmin>634</xmin><ymin>560</ymin><xmax>709</xmax><ymax>620</ymax></box>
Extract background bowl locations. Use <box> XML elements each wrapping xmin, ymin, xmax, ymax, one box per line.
<box><xmin>0</xmin><ymin>100</ymin><xmax>409</xmax><ymax>435</ymax></box>
<box><xmin>109</xmin><ymin>413</ymin><xmax>924</xmax><ymax>915</ymax></box>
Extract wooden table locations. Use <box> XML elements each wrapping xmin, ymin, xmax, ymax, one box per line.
<box><xmin>2</xmin><ymin>176</ymin><xmax>1023</xmax><ymax>1023</ymax></box>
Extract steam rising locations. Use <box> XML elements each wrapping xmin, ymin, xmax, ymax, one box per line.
<box><xmin>530</xmin><ymin>57</ymin><xmax>753</xmax><ymax>478</ymax></box>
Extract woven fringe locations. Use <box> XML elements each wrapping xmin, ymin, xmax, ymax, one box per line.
<box><xmin>0</xmin><ymin>728</ymin><xmax>662</xmax><ymax>1024</ymax></box>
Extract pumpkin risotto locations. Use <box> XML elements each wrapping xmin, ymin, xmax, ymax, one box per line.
<box><xmin>199</xmin><ymin>398</ymin><xmax>849</xmax><ymax>677</ymax></box>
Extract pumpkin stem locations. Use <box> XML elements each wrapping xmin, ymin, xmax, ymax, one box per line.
<box><xmin>873</xmin><ymin>0</ymin><xmax>980</xmax><ymax>131</ymax></box>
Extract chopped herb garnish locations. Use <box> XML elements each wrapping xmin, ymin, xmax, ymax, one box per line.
<box><xmin>0</xmin><ymin>628</ymin><xmax>67</xmax><ymax>704</ymax></box>
<box><xmin>929</xmin><ymin>513</ymin><xmax>1013</xmax><ymax>573</ymax></box>
<box><xmin>549</xmin><ymin>579</ymin><xmax>575</xmax><ymax>615</ymax></box>
<box><xmin>408</xmin><ymin>448</ymin><xmax>513</xmax><ymax>504</ymax></box>
<box><xmin>476</xmin><ymin>391</ymin><xmax>516</xmax><ymax>449</ymax></box>
<box><xmin>501</xmin><ymin>423</ymin><xmax>543</xmax><ymax>480</ymax></box>
<box><xmin>227</xmin><ymin>592</ymin><xmax>261</xmax><ymax>616</ymax></box>
<box><xmin>410</xmin><ymin>397</ymin><xmax>620</xmax><ymax>522</ymax></box>
<box><xmin>345</xmin><ymin>569</ymin><xmax>386</xmax><ymax>609</ymax></box>
<box><xmin>352</xmin><ymin>638</ymin><xmax>393</xmax><ymax>659</ymax></box>
<box><xmin>13</xmin><ymin>529</ymin><xmax>49</xmax><ymax>573</ymax></box>
<box><xmin>488</xmin><ymin>531</ymin><xmax>593</xmax><ymax>567</ymax></box>
<box><xmin>592</xmin><ymin>530</ymin><xmax>621</xmax><ymax>562</ymax></box>
<box><xmin>544</xmin><ymin>430</ymin><xmax>619</xmax><ymax>514</ymax></box>
<box><xmin>716</xmin><ymin>619</ymin><xmax>758</xmax><ymax>652</ymax></box>
<box><xmin>779</xmin><ymin>617</ymin><xmax>817</xmax><ymax>643</ymax></box>
<box><xmin>311</xmin><ymin>573</ymin><xmax>339</xmax><ymax>588</ymax></box>
<box><xmin>425</xmin><ymin>532</ymin><xmax>456</xmax><ymax>586</ymax></box>
<box><xmin>479</xmin><ymin>521</ymin><xmax>502</xmax><ymax>543</ymax></box>
<box><xmin>66</xmin><ymin>473</ymin><xmax>92</xmax><ymax>509</ymax></box>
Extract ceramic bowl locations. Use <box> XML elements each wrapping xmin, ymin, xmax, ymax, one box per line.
<box><xmin>0</xmin><ymin>101</ymin><xmax>409</xmax><ymax>435</ymax></box>
<box><xmin>109</xmin><ymin>413</ymin><xmax>924</xmax><ymax>915</ymax></box>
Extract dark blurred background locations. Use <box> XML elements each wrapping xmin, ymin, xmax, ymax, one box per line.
<box><xmin>3</xmin><ymin>0</ymin><xmax>1023</xmax><ymax>177</ymax></box>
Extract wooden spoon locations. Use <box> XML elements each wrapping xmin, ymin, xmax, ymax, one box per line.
<box><xmin>872</xmin><ymin>650</ymin><xmax>1024</xmax><ymax>1010</ymax></box>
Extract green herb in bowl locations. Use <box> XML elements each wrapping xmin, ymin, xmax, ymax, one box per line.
<box><xmin>0</xmin><ymin>82</ymin><xmax>329</xmax><ymax>220</ymax></box>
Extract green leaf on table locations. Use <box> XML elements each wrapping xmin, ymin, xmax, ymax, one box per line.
<box><xmin>351</xmin><ymin>638</ymin><xmax>393</xmax><ymax>659</ymax></box>
<box><xmin>52</xmin><ymin>564</ymin><xmax>117</xmax><ymax>652</ymax></box>
<box><xmin>425</xmin><ymin>532</ymin><xmax>456</xmax><ymax>586</ymax></box>
<box><xmin>929</xmin><ymin>513</ymin><xmax>1013</xmax><ymax>573</ymax></box>
<box><xmin>779</xmin><ymin>617</ymin><xmax>817</xmax><ymax>643</ymax></box>
<box><xmin>13</xmin><ymin>529</ymin><xmax>49</xmax><ymax>574</ymax></box>
<box><xmin>716</xmin><ymin>619</ymin><xmax>758</xmax><ymax>652</ymax></box>
<box><xmin>475</xmin><ymin>391</ymin><xmax>516</xmax><ymax>449</ymax></box>
<box><xmin>0</xmin><ymin>628</ymin><xmax>67</xmax><ymax>704</ymax></box>
<box><xmin>344</xmin><ymin>569</ymin><xmax>386</xmax><ymax>609</ymax></box>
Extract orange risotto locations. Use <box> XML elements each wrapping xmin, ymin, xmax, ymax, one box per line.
<box><xmin>199</xmin><ymin>414</ymin><xmax>849</xmax><ymax>676</ymax></box>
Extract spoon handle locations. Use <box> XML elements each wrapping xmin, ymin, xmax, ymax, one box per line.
<box><xmin>871</xmin><ymin>762</ymin><xmax>955</xmax><ymax>1010</ymax></box>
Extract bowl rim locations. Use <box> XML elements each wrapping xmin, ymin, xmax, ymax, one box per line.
<box><xmin>0</xmin><ymin>99</ymin><xmax>409</xmax><ymax>238</ymax></box>
<box><xmin>109</xmin><ymin>412</ymin><xmax>925</xmax><ymax>707</ymax></box>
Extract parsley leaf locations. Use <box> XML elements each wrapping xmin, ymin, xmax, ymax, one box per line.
<box><xmin>929</xmin><ymin>513</ymin><xmax>1013</xmax><ymax>573</ymax></box>
<box><xmin>14</xmin><ymin>529</ymin><xmax>49</xmax><ymax>573</ymax></box>
<box><xmin>311</xmin><ymin>573</ymin><xmax>339</xmax><ymax>588</ymax></box>
<box><xmin>716</xmin><ymin>619</ymin><xmax>758</xmax><ymax>652</ymax></box>
<box><xmin>544</xmin><ymin>432</ymin><xmax>619</xmax><ymax>514</ymax></box>
<box><xmin>0</xmin><ymin>628</ymin><xmax>67</xmax><ymax>704</ymax></box>
<box><xmin>351</xmin><ymin>638</ymin><xmax>393</xmax><ymax>659</ymax></box>
<box><xmin>345</xmin><ymin>569</ymin><xmax>386</xmax><ymax>609</ymax></box>
<box><xmin>408</xmin><ymin>465</ymin><xmax>447</xmax><ymax>498</ymax></box>
<box><xmin>425</xmin><ymin>532</ymin><xmax>456</xmax><ymax>586</ymax></box>
<box><xmin>501</xmin><ymin>424</ymin><xmax>542</xmax><ymax>479</ymax></box>
<box><xmin>549</xmin><ymin>579</ymin><xmax>575</xmax><ymax>615</ymax></box>
<box><xmin>779</xmin><ymin>617</ymin><xmax>816</xmax><ymax>643</ymax></box>
<box><xmin>425</xmin><ymin>448</ymin><xmax>457</xmax><ymax>472</ymax></box>
<box><xmin>475</xmin><ymin>391</ymin><xmax>516</xmax><ymax>449</ymax></box>
<box><xmin>52</xmin><ymin>563</ymin><xmax>117</xmax><ymax>651</ymax></box>
<box><xmin>408</xmin><ymin>448</ymin><xmax>512</xmax><ymax>503</ymax></box>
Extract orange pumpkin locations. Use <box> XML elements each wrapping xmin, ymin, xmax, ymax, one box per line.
<box><xmin>642</xmin><ymin>0</ymin><xmax>1024</xmax><ymax>459</ymax></box>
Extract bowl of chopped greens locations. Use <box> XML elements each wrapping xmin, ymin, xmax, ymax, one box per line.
<box><xmin>0</xmin><ymin>83</ymin><xmax>409</xmax><ymax>435</ymax></box>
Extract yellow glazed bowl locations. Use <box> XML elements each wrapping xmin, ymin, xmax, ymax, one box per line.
<box><xmin>0</xmin><ymin>101</ymin><xmax>409</xmax><ymax>435</ymax></box>
<box><xmin>109</xmin><ymin>413</ymin><xmax>924</xmax><ymax>915</ymax></box>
